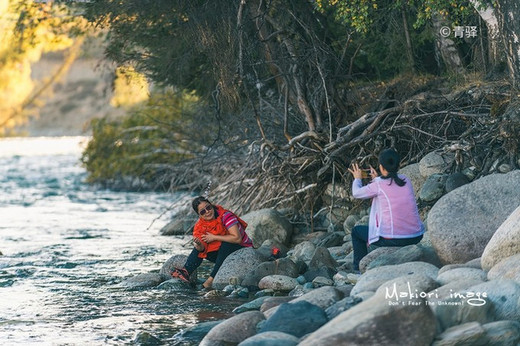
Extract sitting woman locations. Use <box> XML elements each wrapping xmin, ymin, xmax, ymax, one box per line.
<box><xmin>171</xmin><ymin>196</ymin><xmax>253</xmax><ymax>289</ymax></box>
<box><xmin>348</xmin><ymin>148</ymin><xmax>425</xmax><ymax>273</ymax></box>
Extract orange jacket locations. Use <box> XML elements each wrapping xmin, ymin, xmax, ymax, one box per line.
<box><xmin>192</xmin><ymin>205</ymin><xmax>229</xmax><ymax>258</ymax></box>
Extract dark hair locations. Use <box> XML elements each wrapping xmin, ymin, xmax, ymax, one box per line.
<box><xmin>378</xmin><ymin>148</ymin><xmax>406</xmax><ymax>187</ymax></box>
<box><xmin>192</xmin><ymin>196</ymin><xmax>213</xmax><ymax>213</ymax></box>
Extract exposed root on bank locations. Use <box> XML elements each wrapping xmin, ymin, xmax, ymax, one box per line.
<box><xmin>161</xmin><ymin>80</ymin><xmax>518</xmax><ymax>221</ymax></box>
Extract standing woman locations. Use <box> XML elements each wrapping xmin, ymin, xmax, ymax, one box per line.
<box><xmin>171</xmin><ymin>196</ymin><xmax>253</xmax><ymax>289</ymax></box>
<box><xmin>348</xmin><ymin>148</ymin><xmax>425</xmax><ymax>272</ymax></box>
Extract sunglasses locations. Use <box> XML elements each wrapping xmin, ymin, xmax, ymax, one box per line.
<box><xmin>199</xmin><ymin>204</ymin><xmax>213</xmax><ymax>216</ymax></box>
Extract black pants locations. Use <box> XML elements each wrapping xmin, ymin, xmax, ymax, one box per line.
<box><xmin>184</xmin><ymin>242</ymin><xmax>243</xmax><ymax>278</ymax></box>
<box><xmin>351</xmin><ymin>225</ymin><xmax>423</xmax><ymax>271</ymax></box>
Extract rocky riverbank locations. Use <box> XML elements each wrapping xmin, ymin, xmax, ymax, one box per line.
<box><xmin>121</xmin><ymin>150</ymin><xmax>520</xmax><ymax>345</ymax></box>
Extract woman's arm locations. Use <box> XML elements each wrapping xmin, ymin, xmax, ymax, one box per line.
<box><xmin>201</xmin><ymin>224</ymin><xmax>242</xmax><ymax>244</ymax></box>
<box><xmin>193</xmin><ymin>237</ymin><xmax>205</xmax><ymax>251</ymax></box>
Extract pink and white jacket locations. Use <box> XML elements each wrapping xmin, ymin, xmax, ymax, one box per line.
<box><xmin>352</xmin><ymin>175</ymin><xmax>425</xmax><ymax>244</ymax></box>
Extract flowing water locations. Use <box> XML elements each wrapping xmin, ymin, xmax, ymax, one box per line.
<box><xmin>0</xmin><ymin>137</ymin><xmax>241</xmax><ymax>345</ymax></box>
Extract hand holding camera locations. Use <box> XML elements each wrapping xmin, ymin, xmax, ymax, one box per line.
<box><xmin>348</xmin><ymin>163</ymin><xmax>378</xmax><ymax>180</ymax></box>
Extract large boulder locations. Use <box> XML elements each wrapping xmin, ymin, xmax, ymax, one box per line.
<box><xmin>419</xmin><ymin>174</ymin><xmax>447</xmax><ymax>202</ymax></box>
<box><xmin>351</xmin><ymin>262</ymin><xmax>439</xmax><ymax>296</ymax></box>
<box><xmin>466</xmin><ymin>279</ymin><xmax>520</xmax><ymax>321</ymax></box>
<box><xmin>159</xmin><ymin>215</ymin><xmax>197</xmax><ymax>236</ymax></box>
<box><xmin>487</xmin><ymin>254</ymin><xmax>520</xmax><ymax>283</ymax></box>
<box><xmin>299</xmin><ymin>294</ymin><xmax>437</xmax><ymax>346</ymax></box>
<box><xmin>238</xmin><ymin>331</ymin><xmax>299</xmax><ymax>346</ymax></box>
<box><xmin>399</xmin><ymin>163</ymin><xmax>427</xmax><ymax>198</ymax></box>
<box><xmin>481</xmin><ymin>205</ymin><xmax>520</xmax><ymax>271</ymax></box>
<box><xmin>362</xmin><ymin>244</ymin><xmax>442</xmax><ymax>272</ymax></box>
<box><xmin>257</xmin><ymin>301</ymin><xmax>328</xmax><ymax>338</ymax></box>
<box><xmin>241</xmin><ymin>257</ymin><xmax>299</xmax><ymax>289</ymax></box>
<box><xmin>241</xmin><ymin>209</ymin><xmax>293</xmax><ymax>247</ymax></box>
<box><xmin>160</xmin><ymin>254</ymin><xmax>198</xmax><ymax>285</ymax></box>
<box><xmin>419</xmin><ymin>150</ymin><xmax>454</xmax><ymax>177</ymax></box>
<box><xmin>213</xmin><ymin>247</ymin><xmax>265</xmax><ymax>290</ymax></box>
<box><xmin>258</xmin><ymin>275</ymin><xmax>299</xmax><ymax>292</ymax></box>
<box><xmin>427</xmin><ymin>170</ymin><xmax>520</xmax><ymax>264</ymax></box>
<box><xmin>199</xmin><ymin>311</ymin><xmax>265</xmax><ymax>346</ymax></box>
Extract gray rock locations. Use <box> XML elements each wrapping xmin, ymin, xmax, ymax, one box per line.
<box><xmin>312</xmin><ymin>276</ymin><xmax>334</xmax><ymax>287</ymax></box>
<box><xmin>290</xmin><ymin>286</ymin><xmax>345</xmax><ymax>310</ymax></box>
<box><xmin>241</xmin><ymin>257</ymin><xmax>299</xmax><ymax>289</ymax></box>
<box><xmin>199</xmin><ymin>311</ymin><xmax>265</xmax><ymax>346</ymax></box>
<box><xmin>213</xmin><ymin>247</ymin><xmax>265</xmax><ymax>290</ymax></box>
<box><xmin>176</xmin><ymin>320</ymin><xmax>223</xmax><ymax>345</ymax></box>
<box><xmin>258</xmin><ymin>275</ymin><xmax>299</xmax><ymax>292</ymax></box>
<box><xmin>327</xmin><ymin>246</ymin><xmax>346</xmax><ymax>260</ymax></box>
<box><xmin>260</xmin><ymin>296</ymin><xmax>295</xmax><ymax>313</ymax></box>
<box><xmin>157</xmin><ymin>278</ymin><xmax>191</xmax><ymax>290</ymax></box>
<box><xmin>325</xmin><ymin>296</ymin><xmax>363</xmax><ymax>320</ymax></box>
<box><xmin>355</xmin><ymin>215</ymin><xmax>369</xmax><ymax>227</ymax></box>
<box><xmin>351</xmin><ymin>262</ymin><xmax>439</xmax><ymax>296</ymax></box>
<box><xmin>464</xmin><ymin>258</ymin><xmax>482</xmax><ymax>269</ymax></box>
<box><xmin>343</xmin><ymin>215</ymin><xmax>360</xmax><ymax>233</ymax></box>
<box><xmin>133</xmin><ymin>331</ymin><xmax>161</xmax><ymax>345</ymax></box>
<box><xmin>315</xmin><ymin>232</ymin><xmax>344</xmax><ymax>248</ymax></box>
<box><xmin>428</xmin><ymin>170</ymin><xmax>520</xmax><ymax>264</ymax></box>
<box><xmin>399</xmin><ymin>163</ymin><xmax>427</xmax><ymax>198</ymax></box>
<box><xmin>428</xmin><ymin>279</ymin><xmax>487</xmax><ymax>303</ymax></box>
<box><xmin>258</xmin><ymin>301</ymin><xmax>328</xmax><ymax>338</ymax></box>
<box><xmin>445</xmin><ymin>172</ymin><xmax>469</xmax><ymax>193</ymax></box>
<box><xmin>498</xmin><ymin>163</ymin><xmax>513</xmax><ymax>173</ymax></box>
<box><xmin>359</xmin><ymin>247</ymin><xmax>398</xmax><ymax>273</ymax></box>
<box><xmin>438</xmin><ymin>264</ymin><xmax>470</xmax><ymax>275</ymax></box>
<box><xmin>308</xmin><ymin>246</ymin><xmax>338</xmax><ymax>271</ymax></box>
<box><xmin>303</xmin><ymin>266</ymin><xmax>336</xmax><ymax>282</ymax></box>
<box><xmin>436</xmin><ymin>268</ymin><xmax>488</xmax><ymax>285</ymax></box>
<box><xmin>374</xmin><ymin>274</ymin><xmax>440</xmax><ymax>300</ymax></box>
<box><xmin>241</xmin><ymin>208</ymin><xmax>293</xmax><ymax>247</ymax></box>
<box><xmin>432</xmin><ymin>322</ymin><xmax>487</xmax><ymax>346</ymax></box>
<box><xmin>482</xmin><ymin>320</ymin><xmax>520</xmax><ymax>346</ymax></box>
<box><xmin>289</xmin><ymin>241</ymin><xmax>316</xmax><ymax>263</ymax></box>
<box><xmin>299</xmin><ymin>294</ymin><xmax>436</xmax><ymax>346</ymax></box>
<box><xmin>159</xmin><ymin>216</ymin><xmax>196</xmax><ymax>236</ymax></box>
<box><xmin>419</xmin><ymin>173</ymin><xmax>447</xmax><ymax>202</ymax></box>
<box><xmin>233</xmin><ymin>296</ymin><xmax>273</xmax><ymax>314</ymax></box>
<box><xmin>481</xmin><ymin>205</ymin><xmax>520</xmax><ymax>271</ymax></box>
<box><xmin>160</xmin><ymin>254</ymin><xmax>192</xmax><ymax>281</ymax></box>
<box><xmin>364</xmin><ymin>244</ymin><xmax>442</xmax><ymax>271</ymax></box>
<box><xmin>465</xmin><ymin>279</ymin><xmax>520</xmax><ymax>320</ymax></box>
<box><xmin>119</xmin><ymin>272</ymin><xmax>164</xmax><ymax>290</ymax></box>
<box><xmin>320</xmin><ymin>208</ymin><xmax>351</xmax><ymax>233</ymax></box>
<box><xmin>238</xmin><ymin>331</ymin><xmax>299</xmax><ymax>346</ymax></box>
<box><xmin>419</xmin><ymin>151</ymin><xmax>454</xmax><ymax>177</ymax></box>
<box><xmin>431</xmin><ymin>295</ymin><xmax>492</xmax><ymax>331</ymax></box>
<box><xmin>488</xmin><ymin>254</ymin><xmax>520</xmax><ymax>283</ymax></box>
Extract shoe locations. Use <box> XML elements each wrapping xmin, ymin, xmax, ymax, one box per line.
<box><xmin>171</xmin><ymin>268</ymin><xmax>190</xmax><ymax>283</ymax></box>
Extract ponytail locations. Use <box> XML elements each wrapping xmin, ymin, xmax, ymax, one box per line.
<box><xmin>378</xmin><ymin>148</ymin><xmax>406</xmax><ymax>187</ymax></box>
<box><xmin>382</xmin><ymin>172</ymin><xmax>406</xmax><ymax>187</ymax></box>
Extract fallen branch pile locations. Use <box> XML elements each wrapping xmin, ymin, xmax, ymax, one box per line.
<box><xmin>164</xmin><ymin>81</ymin><xmax>518</xmax><ymax>219</ymax></box>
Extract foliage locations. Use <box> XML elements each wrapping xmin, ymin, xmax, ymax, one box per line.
<box><xmin>81</xmin><ymin>89</ymin><xmax>207</xmax><ymax>190</ymax></box>
<box><xmin>110</xmin><ymin>66</ymin><xmax>149</xmax><ymax>108</ymax></box>
<box><xmin>0</xmin><ymin>0</ymin><xmax>87</xmax><ymax>135</ymax></box>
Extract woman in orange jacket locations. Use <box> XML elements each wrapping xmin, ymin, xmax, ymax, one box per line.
<box><xmin>171</xmin><ymin>196</ymin><xmax>252</xmax><ymax>289</ymax></box>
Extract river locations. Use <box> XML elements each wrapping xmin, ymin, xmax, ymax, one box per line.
<box><xmin>0</xmin><ymin>137</ymin><xmax>240</xmax><ymax>345</ymax></box>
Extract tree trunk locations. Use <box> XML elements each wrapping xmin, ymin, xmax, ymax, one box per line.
<box><xmin>432</xmin><ymin>14</ymin><xmax>465</xmax><ymax>74</ymax></box>
<box><xmin>494</xmin><ymin>0</ymin><xmax>520</xmax><ymax>85</ymax></box>
<box><xmin>469</xmin><ymin>0</ymin><xmax>502</xmax><ymax>69</ymax></box>
<box><xmin>401</xmin><ymin>8</ymin><xmax>415</xmax><ymax>72</ymax></box>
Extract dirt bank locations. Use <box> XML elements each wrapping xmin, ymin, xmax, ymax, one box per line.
<box><xmin>18</xmin><ymin>54</ymin><xmax>124</xmax><ymax>137</ymax></box>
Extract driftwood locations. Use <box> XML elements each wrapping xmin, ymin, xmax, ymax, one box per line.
<box><xmin>157</xmin><ymin>81</ymin><xmax>518</xmax><ymax>222</ymax></box>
